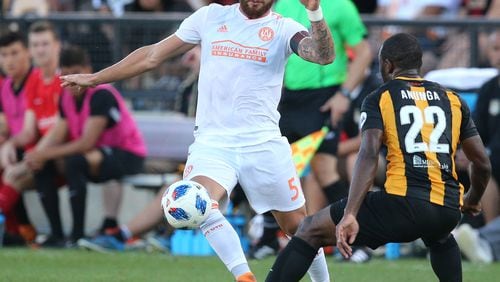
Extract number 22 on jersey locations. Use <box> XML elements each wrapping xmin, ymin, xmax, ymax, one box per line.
<box><xmin>400</xmin><ymin>105</ymin><xmax>449</xmax><ymax>154</ymax></box>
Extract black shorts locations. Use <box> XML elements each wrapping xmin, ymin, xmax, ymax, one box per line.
<box><xmin>92</xmin><ymin>147</ymin><xmax>145</xmax><ymax>183</ymax></box>
<box><xmin>330</xmin><ymin>191</ymin><xmax>461</xmax><ymax>249</ymax></box>
<box><xmin>279</xmin><ymin>86</ymin><xmax>340</xmax><ymax>155</ymax></box>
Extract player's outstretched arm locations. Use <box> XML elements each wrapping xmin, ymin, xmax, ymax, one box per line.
<box><xmin>61</xmin><ymin>35</ymin><xmax>196</xmax><ymax>88</ymax></box>
<box><xmin>461</xmin><ymin>135</ymin><xmax>491</xmax><ymax>215</ymax></box>
<box><xmin>296</xmin><ymin>0</ymin><xmax>335</xmax><ymax>65</ymax></box>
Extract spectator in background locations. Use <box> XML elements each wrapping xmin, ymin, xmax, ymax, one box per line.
<box><xmin>438</xmin><ymin>0</ymin><xmax>500</xmax><ymax>69</ymax></box>
<box><xmin>124</xmin><ymin>0</ymin><xmax>194</xmax><ymax>12</ymax></box>
<box><xmin>0</xmin><ymin>31</ymin><xmax>37</xmax><ymax>245</ymax></box>
<box><xmin>6</xmin><ymin>0</ymin><xmax>49</xmax><ymax>17</ymax></box>
<box><xmin>0</xmin><ymin>22</ymin><xmax>125</xmax><ymax>246</ymax></box>
<box><xmin>470</xmin><ymin>30</ymin><xmax>500</xmax><ymax>223</ymax></box>
<box><xmin>4</xmin><ymin>0</ymin><xmax>74</xmax><ymax>15</ymax></box>
<box><xmin>91</xmin><ymin>0</ymin><xmax>134</xmax><ymax>16</ymax></box>
<box><xmin>376</xmin><ymin>0</ymin><xmax>461</xmax><ymax>74</ymax></box>
<box><xmin>455</xmin><ymin>38</ymin><xmax>500</xmax><ymax>260</ymax></box>
<box><xmin>25</xmin><ymin>45</ymin><xmax>146</xmax><ymax>246</ymax></box>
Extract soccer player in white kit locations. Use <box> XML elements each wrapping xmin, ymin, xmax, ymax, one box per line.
<box><xmin>61</xmin><ymin>0</ymin><xmax>334</xmax><ymax>281</ymax></box>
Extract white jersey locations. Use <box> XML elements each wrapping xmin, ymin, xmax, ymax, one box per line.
<box><xmin>175</xmin><ymin>3</ymin><xmax>307</xmax><ymax>147</ymax></box>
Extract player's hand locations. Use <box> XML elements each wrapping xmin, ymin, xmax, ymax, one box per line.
<box><xmin>299</xmin><ymin>0</ymin><xmax>320</xmax><ymax>11</ymax></box>
<box><xmin>0</xmin><ymin>140</ymin><xmax>17</xmax><ymax>168</ymax></box>
<box><xmin>461</xmin><ymin>192</ymin><xmax>482</xmax><ymax>216</ymax></box>
<box><xmin>320</xmin><ymin>92</ymin><xmax>350</xmax><ymax>127</ymax></box>
<box><xmin>24</xmin><ymin>151</ymin><xmax>47</xmax><ymax>171</ymax></box>
<box><xmin>60</xmin><ymin>73</ymin><xmax>97</xmax><ymax>89</ymax></box>
<box><xmin>4</xmin><ymin>162</ymin><xmax>29</xmax><ymax>180</ymax></box>
<box><xmin>335</xmin><ymin>213</ymin><xmax>359</xmax><ymax>259</ymax></box>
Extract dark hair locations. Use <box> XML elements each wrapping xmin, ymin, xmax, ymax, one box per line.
<box><xmin>380</xmin><ymin>33</ymin><xmax>423</xmax><ymax>70</ymax></box>
<box><xmin>28</xmin><ymin>21</ymin><xmax>59</xmax><ymax>40</ymax></box>
<box><xmin>0</xmin><ymin>31</ymin><xmax>28</xmax><ymax>48</ymax></box>
<box><xmin>60</xmin><ymin>45</ymin><xmax>90</xmax><ymax>67</ymax></box>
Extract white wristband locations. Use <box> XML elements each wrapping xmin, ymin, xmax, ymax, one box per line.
<box><xmin>306</xmin><ymin>7</ymin><xmax>323</xmax><ymax>22</ymax></box>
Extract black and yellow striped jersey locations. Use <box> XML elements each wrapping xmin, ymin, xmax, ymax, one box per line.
<box><xmin>360</xmin><ymin>76</ymin><xmax>478</xmax><ymax>209</ymax></box>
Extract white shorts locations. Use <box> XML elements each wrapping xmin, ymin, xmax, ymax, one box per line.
<box><xmin>183</xmin><ymin>137</ymin><xmax>305</xmax><ymax>214</ymax></box>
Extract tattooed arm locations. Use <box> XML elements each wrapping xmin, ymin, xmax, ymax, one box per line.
<box><xmin>293</xmin><ymin>0</ymin><xmax>335</xmax><ymax>65</ymax></box>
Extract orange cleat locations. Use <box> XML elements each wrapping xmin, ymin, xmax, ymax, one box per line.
<box><xmin>236</xmin><ymin>272</ymin><xmax>257</xmax><ymax>282</ymax></box>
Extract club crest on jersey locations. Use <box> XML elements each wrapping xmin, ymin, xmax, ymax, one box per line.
<box><xmin>259</xmin><ymin>27</ymin><xmax>274</xmax><ymax>41</ymax></box>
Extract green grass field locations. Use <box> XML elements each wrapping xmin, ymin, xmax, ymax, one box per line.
<box><xmin>0</xmin><ymin>248</ymin><xmax>498</xmax><ymax>281</ymax></box>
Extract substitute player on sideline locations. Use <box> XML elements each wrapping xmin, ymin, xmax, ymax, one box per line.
<box><xmin>265</xmin><ymin>33</ymin><xmax>491</xmax><ymax>282</ymax></box>
<box><xmin>61</xmin><ymin>0</ymin><xmax>334</xmax><ymax>281</ymax></box>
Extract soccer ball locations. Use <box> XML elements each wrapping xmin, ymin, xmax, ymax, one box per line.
<box><xmin>161</xmin><ymin>180</ymin><xmax>211</xmax><ymax>229</ymax></box>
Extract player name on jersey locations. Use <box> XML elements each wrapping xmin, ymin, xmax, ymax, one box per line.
<box><xmin>401</xmin><ymin>90</ymin><xmax>441</xmax><ymax>101</ymax></box>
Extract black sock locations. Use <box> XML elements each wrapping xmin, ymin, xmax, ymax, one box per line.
<box><xmin>14</xmin><ymin>196</ymin><xmax>30</xmax><ymax>225</ymax></box>
<box><xmin>65</xmin><ymin>155</ymin><xmax>89</xmax><ymax>240</ymax></box>
<box><xmin>265</xmin><ymin>236</ymin><xmax>318</xmax><ymax>282</ymax></box>
<box><xmin>258</xmin><ymin>212</ymin><xmax>280</xmax><ymax>249</ymax></box>
<box><xmin>35</xmin><ymin>162</ymin><xmax>63</xmax><ymax>238</ymax></box>
<box><xmin>429</xmin><ymin>235</ymin><xmax>462</xmax><ymax>282</ymax></box>
<box><xmin>100</xmin><ymin>217</ymin><xmax>118</xmax><ymax>233</ymax></box>
<box><xmin>322</xmin><ymin>180</ymin><xmax>348</xmax><ymax>204</ymax></box>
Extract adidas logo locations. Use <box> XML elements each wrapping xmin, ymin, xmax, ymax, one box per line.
<box><xmin>217</xmin><ymin>24</ymin><xmax>228</xmax><ymax>33</ymax></box>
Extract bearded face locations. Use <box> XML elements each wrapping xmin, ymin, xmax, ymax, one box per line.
<box><xmin>239</xmin><ymin>0</ymin><xmax>273</xmax><ymax>19</ymax></box>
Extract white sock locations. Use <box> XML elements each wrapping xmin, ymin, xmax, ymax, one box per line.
<box><xmin>307</xmin><ymin>248</ymin><xmax>330</xmax><ymax>282</ymax></box>
<box><xmin>200</xmin><ymin>208</ymin><xmax>250</xmax><ymax>277</ymax></box>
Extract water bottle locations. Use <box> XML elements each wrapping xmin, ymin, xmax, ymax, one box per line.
<box><xmin>0</xmin><ymin>213</ymin><xmax>5</xmax><ymax>247</ymax></box>
<box><xmin>385</xmin><ymin>243</ymin><xmax>400</xmax><ymax>260</ymax></box>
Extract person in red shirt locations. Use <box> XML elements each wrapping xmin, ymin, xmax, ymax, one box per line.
<box><xmin>28</xmin><ymin>22</ymin><xmax>126</xmax><ymax>239</ymax></box>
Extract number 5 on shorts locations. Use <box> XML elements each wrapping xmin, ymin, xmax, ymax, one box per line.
<box><xmin>288</xmin><ymin>177</ymin><xmax>299</xmax><ymax>201</ymax></box>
